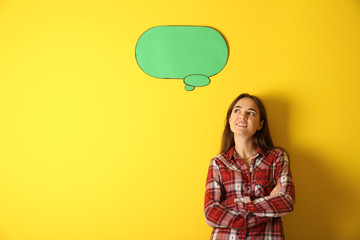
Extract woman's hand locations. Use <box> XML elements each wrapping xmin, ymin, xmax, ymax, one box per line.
<box><xmin>270</xmin><ymin>184</ymin><xmax>281</xmax><ymax>197</ymax></box>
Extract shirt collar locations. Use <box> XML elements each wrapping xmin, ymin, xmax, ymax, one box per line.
<box><xmin>258</xmin><ymin>147</ymin><xmax>267</xmax><ymax>158</ymax></box>
<box><xmin>225</xmin><ymin>147</ymin><xmax>236</xmax><ymax>160</ymax></box>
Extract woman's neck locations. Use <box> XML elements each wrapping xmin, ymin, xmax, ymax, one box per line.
<box><xmin>233</xmin><ymin>135</ymin><xmax>258</xmax><ymax>159</ymax></box>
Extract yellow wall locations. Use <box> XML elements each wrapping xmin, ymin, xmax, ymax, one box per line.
<box><xmin>0</xmin><ymin>0</ymin><xmax>359</xmax><ymax>239</ymax></box>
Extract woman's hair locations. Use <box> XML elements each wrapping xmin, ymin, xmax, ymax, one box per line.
<box><xmin>220</xmin><ymin>93</ymin><xmax>274</xmax><ymax>154</ymax></box>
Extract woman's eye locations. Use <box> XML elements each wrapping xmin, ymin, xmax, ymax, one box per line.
<box><xmin>248</xmin><ymin>112</ymin><xmax>255</xmax><ymax>116</ymax></box>
<box><xmin>234</xmin><ymin>109</ymin><xmax>240</xmax><ymax>113</ymax></box>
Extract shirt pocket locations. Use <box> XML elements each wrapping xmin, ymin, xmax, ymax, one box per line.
<box><xmin>253</xmin><ymin>169</ymin><xmax>275</xmax><ymax>197</ymax></box>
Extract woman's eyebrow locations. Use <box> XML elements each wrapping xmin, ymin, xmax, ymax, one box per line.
<box><xmin>234</xmin><ymin>106</ymin><xmax>257</xmax><ymax>112</ymax></box>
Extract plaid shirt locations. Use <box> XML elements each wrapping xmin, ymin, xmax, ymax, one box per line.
<box><xmin>204</xmin><ymin>147</ymin><xmax>295</xmax><ymax>240</ymax></box>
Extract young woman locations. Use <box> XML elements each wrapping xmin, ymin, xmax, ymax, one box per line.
<box><xmin>204</xmin><ymin>93</ymin><xmax>295</xmax><ymax>240</ymax></box>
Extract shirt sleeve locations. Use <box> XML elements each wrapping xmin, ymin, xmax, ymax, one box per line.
<box><xmin>236</xmin><ymin>151</ymin><xmax>295</xmax><ymax>218</ymax></box>
<box><xmin>204</xmin><ymin>158</ymin><xmax>270</xmax><ymax>229</ymax></box>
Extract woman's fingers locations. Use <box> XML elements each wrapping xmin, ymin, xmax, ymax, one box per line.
<box><xmin>270</xmin><ymin>184</ymin><xmax>281</xmax><ymax>196</ymax></box>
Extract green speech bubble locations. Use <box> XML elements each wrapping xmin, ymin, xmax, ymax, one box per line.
<box><xmin>135</xmin><ymin>26</ymin><xmax>229</xmax><ymax>91</ymax></box>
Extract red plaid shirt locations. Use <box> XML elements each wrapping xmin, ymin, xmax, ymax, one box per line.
<box><xmin>204</xmin><ymin>147</ymin><xmax>295</xmax><ymax>239</ymax></box>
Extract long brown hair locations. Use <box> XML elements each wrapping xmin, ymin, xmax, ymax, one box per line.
<box><xmin>220</xmin><ymin>93</ymin><xmax>274</xmax><ymax>154</ymax></box>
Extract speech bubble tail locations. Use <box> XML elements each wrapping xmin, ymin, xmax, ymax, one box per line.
<box><xmin>184</xmin><ymin>75</ymin><xmax>210</xmax><ymax>89</ymax></box>
<box><xmin>185</xmin><ymin>85</ymin><xmax>195</xmax><ymax>91</ymax></box>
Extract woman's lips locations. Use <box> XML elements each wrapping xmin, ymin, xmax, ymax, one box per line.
<box><xmin>236</xmin><ymin>123</ymin><xmax>247</xmax><ymax>127</ymax></box>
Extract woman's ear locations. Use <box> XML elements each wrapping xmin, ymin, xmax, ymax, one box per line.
<box><xmin>258</xmin><ymin>120</ymin><xmax>264</xmax><ymax>130</ymax></box>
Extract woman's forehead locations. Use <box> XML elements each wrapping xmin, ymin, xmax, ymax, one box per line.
<box><xmin>233</xmin><ymin>97</ymin><xmax>259</xmax><ymax>111</ymax></box>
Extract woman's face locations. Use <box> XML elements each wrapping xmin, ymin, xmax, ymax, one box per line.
<box><xmin>229</xmin><ymin>97</ymin><xmax>264</xmax><ymax>138</ymax></box>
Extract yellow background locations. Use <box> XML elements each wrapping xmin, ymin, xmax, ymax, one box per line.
<box><xmin>0</xmin><ymin>0</ymin><xmax>359</xmax><ymax>239</ymax></box>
